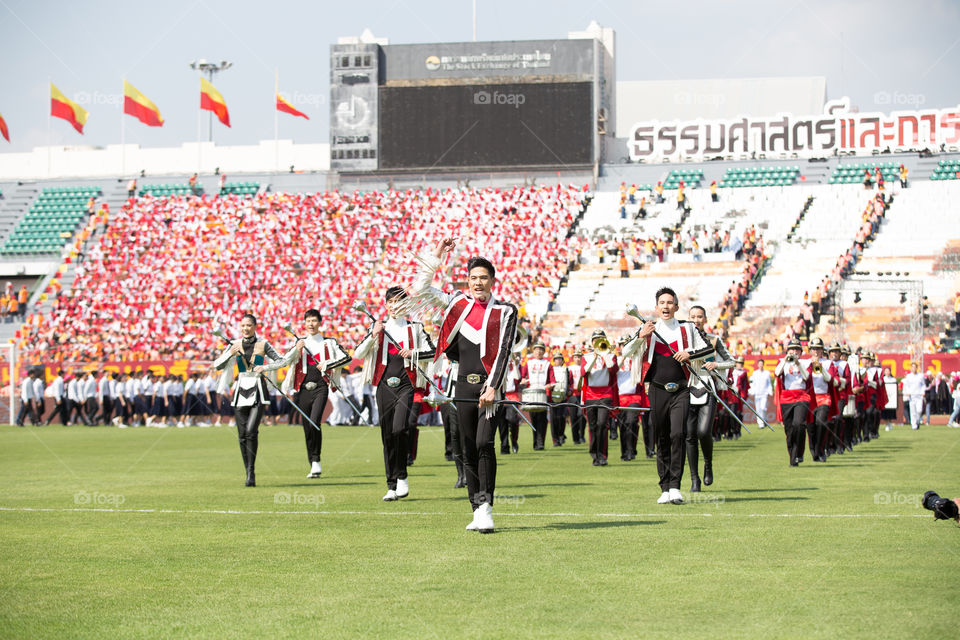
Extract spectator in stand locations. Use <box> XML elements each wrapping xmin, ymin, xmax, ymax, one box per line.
<box><xmin>618</xmin><ymin>252</ymin><xmax>629</xmax><ymax>278</ymax></box>
<box><xmin>127</xmin><ymin>178</ymin><xmax>137</xmax><ymax>199</ymax></box>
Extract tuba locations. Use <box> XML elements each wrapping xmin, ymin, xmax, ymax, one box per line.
<box><xmin>512</xmin><ymin>326</ymin><xmax>529</xmax><ymax>354</ymax></box>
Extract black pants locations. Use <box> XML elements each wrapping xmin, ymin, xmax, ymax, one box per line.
<box><xmin>456</xmin><ymin>378</ymin><xmax>496</xmax><ymax>510</ymax></box>
<box><xmin>45</xmin><ymin>399</ymin><xmax>69</xmax><ymax>425</ymax></box>
<box><xmin>16</xmin><ymin>400</ymin><xmax>38</xmax><ymax>426</ymax></box>
<box><xmin>811</xmin><ymin>404</ymin><xmax>831</xmax><ymax>458</ymax></box>
<box><xmin>549</xmin><ymin>405</ymin><xmax>567</xmax><ymax>445</ymax></box>
<box><xmin>617</xmin><ymin>403</ymin><xmax>641</xmax><ymax>459</ymax></box>
<box><xmin>234</xmin><ymin>404</ymin><xmax>264</xmax><ymax>478</ymax></box>
<box><xmin>584</xmin><ymin>398</ymin><xmax>612</xmax><ymax>462</ymax></box>
<box><xmin>498</xmin><ymin>405</ymin><xmax>519</xmax><ymax>452</ymax></box>
<box><xmin>377</xmin><ymin>382</ymin><xmax>412</xmax><ymax>490</ymax></box>
<box><xmin>444</xmin><ymin>402</ymin><xmax>462</xmax><ymax>461</ymax></box>
<box><xmin>85</xmin><ymin>398</ymin><xmax>99</xmax><ymax>424</ymax></box>
<box><xmin>569</xmin><ymin>404</ymin><xmax>586</xmax><ymax>443</ymax></box>
<box><xmin>296</xmin><ymin>383</ymin><xmax>328</xmax><ymax>464</ymax></box>
<box><xmin>530</xmin><ymin>410</ymin><xmax>548</xmax><ymax>449</ymax></box>
<box><xmin>865</xmin><ymin>405</ymin><xmax>880</xmax><ymax>438</ymax></box>
<box><xmin>69</xmin><ymin>399</ymin><xmax>89</xmax><ymax>425</ymax></box>
<box><xmin>782</xmin><ymin>401</ymin><xmax>810</xmax><ymax>464</ymax></box>
<box><xmin>100</xmin><ymin>397</ymin><xmax>114</xmax><ymax>424</ymax></box>
<box><xmin>650</xmin><ymin>387</ymin><xmax>689</xmax><ymax>491</ymax></box>
<box><xmin>685</xmin><ymin>396</ymin><xmax>715</xmax><ymax>479</ymax></box>
<box><xmin>406</xmin><ymin>401</ymin><xmax>421</xmax><ymax>461</ymax></box>
<box><xmin>640</xmin><ymin>411</ymin><xmax>655</xmax><ymax>456</ymax></box>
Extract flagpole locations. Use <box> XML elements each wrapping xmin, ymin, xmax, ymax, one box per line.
<box><xmin>274</xmin><ymin>69</ymin><xmax>279</xmax><ymax>175</ymax></box>
<box><xmin>196</xmin><ymin>75</ymin><xmax>202</xmax><ymax>173</ymax></box>
<box><xmin>121</xmin><ymin>79</ymin><xmax>126</xmax><ymax>178</ymax></box>
<box><xmin>47</xmin><ymin>79</ymin><xmax>52</xmax><ymax>178</ymax></box>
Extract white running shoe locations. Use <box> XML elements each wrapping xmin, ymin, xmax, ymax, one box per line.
<box><xmin>466</xmin><ymin>509</ymin><xmax>479</xmax><ymax>531</ymax></box>
<box><xmin>382</xmin><ymin>489</ymin><xmax>398</xmax><ymax>502</ymax></box>
<box><xmin>669</xmin><ymin>488</ymin><xmax>684</xmax><ymax>504</ymax></box>
<box><xmin>396</xmin><ymin>478</ymin><xmax>409</xmax><ymax>498</ymax></box>
<box><xmin>473</xmin><ymin>502</ymin><xmax>494</xmax><ymax>533</ymax></box>
<box><xmin>657</xmin><ymin>491</ymin><xmax>671</xmax><ymax>504</ymax></box>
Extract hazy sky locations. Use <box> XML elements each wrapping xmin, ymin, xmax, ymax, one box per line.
<box><xmin>1</xmin><ymin>0</ymin><xmax>957</xmax><ymax>153</ymax></box>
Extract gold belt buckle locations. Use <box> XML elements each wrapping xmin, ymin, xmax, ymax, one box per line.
<box><xmin>304</xmin><ymin>381</ymin><xmax>318</xmax><ymax>391</ymax></box>
<box><xmin>386</xmin><ymin>376</ymin><xmax>401</xmax><ymax>388</ymax></box>
<box><xmin>664</xmin><ymin>382</ymin><xmax>679</xmax><ymax>392</ymax></box>
<box><xmin>466</xmin><ymin>373</ymin><xmax>482</xmax><ymax>384</ymax></box>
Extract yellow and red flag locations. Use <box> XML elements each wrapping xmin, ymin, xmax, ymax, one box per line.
<box><xmin>50</xmin><ymin>83</ymin><xmax>89</xmax><ymax>134</ymax></box>
<box><xmin>200</xmin><ymin>77</ymin><xmax>230</xmax><ymax>127</ymax></box>
<box><xmin>0</xmin><ymin>111</ymin><xmax>9</xmax><ymax>142</ymax></box>
<box><xmin>123</xmin><ymin>80</ymin><xmax>164</xmax><ymax>127</ymax></box>
<box><xmin>276</xmin><ymin>93</ymin><xmax>309</xmax><ymax>120</ymax></box>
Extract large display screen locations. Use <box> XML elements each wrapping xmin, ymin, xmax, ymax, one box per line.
<box><xmin>379</xmin><ymin>82</ymin><xmax>593</xmax><ymax>169</ymax></box>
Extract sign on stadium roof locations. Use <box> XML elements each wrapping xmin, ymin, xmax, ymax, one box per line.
<box><xmin>628</xmin><ymin>97</ymin><xmax>960</xmax><ymax>162</ymax></box>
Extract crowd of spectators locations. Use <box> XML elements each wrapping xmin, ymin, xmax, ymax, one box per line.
<box><xmin>19</xmin><ymin>185</ymin><xmax>586</xmax><ymax>363</ymax></box>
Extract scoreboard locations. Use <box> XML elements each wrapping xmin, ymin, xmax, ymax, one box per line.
<box><xmin>330</xmin><ymin>39</ymin><xmax>604</xmax><ymax>172</ymax></box>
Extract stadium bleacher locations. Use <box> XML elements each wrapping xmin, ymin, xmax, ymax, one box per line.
<box><xmin>138</xmin><ymin>183</ymin><xmax>199</xmax><ymax>197</ymax></box>
<box><xmin>0</xmin><ymin>186</ymin><xmax>98</xmax><ymax>256</ymax></box>
<box><xmin>829</xmin><ymin>161</ymin><xmax>902</xmax><ymax>184</ymax></box>
<box><xmin>931</xmin><ymin>158</ymin><xmax>960</xmax><ymax>181</ymax></box>
<box><xmin>720</xmin><ymin>165</ymin><xmax>799</xmax><ymax>188</ymax></box>
<box><xmin>219</xmin><ymin>181</ymin><xmax>260</xmax><ymax>196</ymax></box>
<box><xmin>664</xmin><ymin>168</ymin><xmax>703</xmax><ymax>189</ymax></box>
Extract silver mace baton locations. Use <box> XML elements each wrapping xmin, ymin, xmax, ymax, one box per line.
<box><xmin>281</xmin><ymin>324</ymin><xmax>372</xmax><ymax>427</ymax></box>
<box><xmin>212</xmin><ymin>327</ymin><xmax>324</xmax><ymax>433</ymax></box>
<box><xmin>625</xmin><ymin>304</ymin><xmax>756</xmax><ymax>435</ymax></box>
<box><xmin>352</xmin><ymin>300</ymin><xmax>537</xmax><ymax>433</ymax></box>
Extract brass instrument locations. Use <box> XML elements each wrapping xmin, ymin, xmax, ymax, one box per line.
<box><xmin>812</xmin><ymin>362</ymin><xmax>822</xmax><ymax>374</ymax></box>
<box><xmin>512</xmin><ymin>326</ymin><xmax>529</xmax><ymax>354</ymax></box>
<box><xmin>785</xmin><ymin>354</ymin><xmax>797</xmax><ymax>363</ymax></box>
<box><xmin>592</xmin><ymin>334</ymin><xmax>611</xmax><ymax>352</ymax></box>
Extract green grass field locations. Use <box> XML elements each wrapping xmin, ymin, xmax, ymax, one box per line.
<box><xmin>1</xmin><ymin>421</ymin><xmax>958</xmax><ymax>639</ymax></box>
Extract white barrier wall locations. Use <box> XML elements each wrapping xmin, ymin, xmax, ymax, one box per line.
<box><xmin>0</xmin><ymin>140</ymin><xmax>331</xmax><ymax>180</ymax></box>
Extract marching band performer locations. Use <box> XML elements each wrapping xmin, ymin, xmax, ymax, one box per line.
<box><xmin>685</xmin><ymin>306</ymin><xmax>733</xmax><ymax>492</ymax></box>
<box><xmin>774</xmin><ymin>339</ymin><xmax>813</xmax><ymax>466</ymax></box>
<box><xmin>580</xmin><ymin>329</ymin><xmax>619</xmax><ymax>466</ymax></box>
<box><xmin>860</xmin><ymin>352</ymin><xmax>887</xmax><ymax>441</ymax></box>
<box><xmin>281</xmin><ymin>308</ymin><xmax>351</xmax><ymax>479</ymax></box>
<box><xmin>623</xmin><ymin>287</ymin><xmax>714</xmax><ymax>504</ymax></box>
<box><xmin>828</xmin><ymin>343</ymin><xmax>854</xmax><ymax>453</ymax></box>
<box><xmin>806</xmin><ymin>337</ymin><xmax>837</xmax><ymax>462</ymax></box>
<box><xmin>499</xmin><ymin>352</ymin><xmax>522</xmax><ymax>454</ymax></box>
<box><xmin>437</xmin><ymin>354</ymin><xmax>467</xmax><ymax>488</ymax></box>
<box><xmin>214</xmin><ymin>313</ymin><xmax>301</xmax><ymax>487</ymax></box>
<box><xmin>616</xmin><ymin>334</ymin><xmax>646</xmax><ymax>462</ymax></box>
<box><xmin>568</xmin><ymin>348</ymin><xmax>587</xmax><ymax>445</ymax></box>
<box><xmin>412</xmin><ymin>238</ymin><xmax>518</xmax><ymax>534</ymax></box>
<box><xmin>354</xmin><ymin>286</ymin><xmax>435</xmax><ymax>502</ymax></box>
<box><xmin>726</xmin><ymin>356</ymin><xmax>750</xmax><ymax>440</ymax></box>
<box><xmin>546</xmin><ymin>350</ymin><xmax>573</xmax><ymax>447</ymax></box>
<box><xmin>520</xmin><ymin>341</ymin><xmax>551</xmax><ymax>450</ymax></box>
